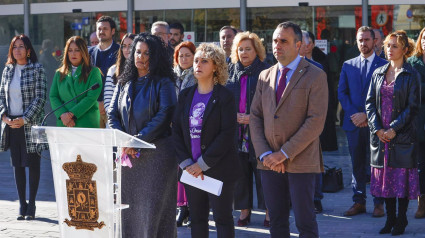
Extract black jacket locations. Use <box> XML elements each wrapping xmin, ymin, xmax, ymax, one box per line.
<box><xmin>407</xmin><ymin>55</ymin><xmax>425</xmax><ymax>142</ymax></box>
<box><xmin>366</xmin><ymin>62</ymin><xmax>421</xmax><ymax>168</ymax></box>
<box><xmin>226</xmin><ymin>58</ymin><xmax>270</xmax><ymax>159</ymax></box>
<box><xmin>172</xmin><ymin>84</ymin><xmax>240</xmax><ymax>182</ymax></box>
<box><xmin>108</xmin><ymin>76</ymin><xmax>176</xmax><ymax>143</ymax></box>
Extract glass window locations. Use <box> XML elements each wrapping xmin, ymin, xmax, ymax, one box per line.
<box><xmin>0</xmin><ymin>15</ymin><xmax>24</xmax><ymax>73</ymax></box>
<box><xmin>0</xmin><ymin>0</ymin><xmax>21</xmax><ymax>4</ymax></box>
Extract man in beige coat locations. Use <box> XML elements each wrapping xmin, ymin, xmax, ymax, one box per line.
<box><xmin>250</xmin><ymin>22</ymin><xmax>328</xmax><ymax>238</ymax></box>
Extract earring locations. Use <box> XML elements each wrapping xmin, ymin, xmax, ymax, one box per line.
<box><xmin>214</xmin><ymin>78</ymin><xmax>218</xmax><ymax>85</ymax></box>
<box><xmin>27</xmin><ymin>52</ymin><xmax>30</xmax><ymax>58</ymax></box>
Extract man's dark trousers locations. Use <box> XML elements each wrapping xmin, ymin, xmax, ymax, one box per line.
<box><xmin>261</xmin><ymin>170</ymin><xmax>318</xmax><ymax>238</ymax></box>
<box><xmin>346</xmin><ymin>126</ymin><xmax>384</xmax><ymax>205</ymax></box>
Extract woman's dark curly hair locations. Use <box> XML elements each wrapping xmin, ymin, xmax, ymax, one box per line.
<box><xmin>119</xmin><ymin>33</ymin><xmax>175</xmax><ymax>85</ymax></box>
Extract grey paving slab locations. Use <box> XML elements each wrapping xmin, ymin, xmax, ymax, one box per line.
<box><xmin>0</xmin><ymin>127</ymin><xmax>424</xmax><ymax>237</ymax></box>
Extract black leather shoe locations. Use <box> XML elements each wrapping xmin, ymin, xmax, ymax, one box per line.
<box><xmin>17</xmin><ymin>203</ymin><xmax>27</xmax><ymax>221</ymax></box>
<box><xmin>176</xmin><ymin>206</ymin><xmax>189</xmax><ymax>227</ymax></box>
<box><xmin>25</xmin><ymin>204</ymin><xmax>36</xmax><ymax>220</ymax></box>
<box><xmin>314</xmin><ymin>200</ymin><xmax>323</xmax><ymax>214</ymax></box>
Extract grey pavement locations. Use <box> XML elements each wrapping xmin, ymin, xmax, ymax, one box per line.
<box><xmin>0</xmin><ymin>127</ymin><xmax>424</xmax><ymax>237</ymax></box>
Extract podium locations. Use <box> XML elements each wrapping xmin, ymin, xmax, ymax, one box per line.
<box><xmin>32</xmin><ymin>126</ymin><xmax>155</xmax><ymax>238</ymax></box>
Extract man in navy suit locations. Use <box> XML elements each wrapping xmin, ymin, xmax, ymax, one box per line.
<box><xmin>338</xmin><ymin>26</ymin><xmax>387</xmax><ymax>217</ymax></box>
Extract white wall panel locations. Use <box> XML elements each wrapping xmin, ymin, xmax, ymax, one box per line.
<box><xmin>134</xmin><ymin>0</ymin><xmax>240</xmax><ymax>10</ymax></box>
<box><xmin>1</xmin><ymin>0</ymin><xmax>424</xmax><ymax>15</ymax></box>
<box><xmin>0</xmin><ymin>4</ymin><xmax>23</xmax><ymax>15</ymax></box>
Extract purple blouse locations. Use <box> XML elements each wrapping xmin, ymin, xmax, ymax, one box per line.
<box><xmin>189</xmin><ymin>89</ymin><xmax>212</xmax><ymax>162</ymax></box>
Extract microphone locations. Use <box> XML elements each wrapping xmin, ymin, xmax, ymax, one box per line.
<box><xmin>41</xmin><ymin>83</ymin><xmax>100</xmax><ymax>126</ymax></box>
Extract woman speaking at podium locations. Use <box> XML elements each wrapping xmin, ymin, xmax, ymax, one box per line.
<box><xmin>108</xmin><ymin>33</ymin><xmax>177</xmax><ymax>237</ymax></box>
<box><xmin>49</xmin><ymin>36</ymin><xmax>102</xmax><ymax>128</ymax></box>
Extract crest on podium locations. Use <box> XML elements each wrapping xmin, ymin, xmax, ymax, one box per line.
<box><xmin>63</xmin><ymin>155</ymin><xmax>105</xmax><ymax>230</ymax></box>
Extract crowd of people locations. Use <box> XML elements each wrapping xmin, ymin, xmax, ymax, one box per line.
<box><xmin>0</xmin><ymin>14</ymin><xmax>424</xmax><ymax>238</ymax></box>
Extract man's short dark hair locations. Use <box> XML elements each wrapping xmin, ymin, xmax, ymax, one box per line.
<box><xmin>97</xmin><ymin>15</ymin><xmax>116</xmax><ymax>30</ymax></box>
<box><xmin>170</xmin><ymin>22</ymin><xmax>184</xmax><ymax>34</ymax></box>
<box><xmin>307</xmin><ymin>31</ymin><xmax>315</xmax><ymax>44</ymax></box>
<box><xmin>276</xmin><ymin>21</ymin><xmax>302</xmax><ymax>43</ymax></box>
<box><xmin>357</xmin><ymin>26</ymin><xmax>375</xmax><ymax>39</ymax></box>
<box><xmin>219</xmin><ymin>26</ymin><xmax>237</xmax><ymax>35</ymax></box>
<box><xmin>373</xmin><ymin>28</ymin><xmax>384</xmax><ymax>39</ymax></box>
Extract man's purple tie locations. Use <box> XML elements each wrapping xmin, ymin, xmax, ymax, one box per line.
<box><xmin>276</xmin><ymin>67</ymin><xmax>290</xmax><ymax>104</ymax></box>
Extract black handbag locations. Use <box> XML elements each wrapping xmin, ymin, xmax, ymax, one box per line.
<box><xmin>322</xmin><ymin>165</ymin><xmax>343</xmax><ymax>193</ymax></box>
<box><xmin>0</xmin><ymin>122</ymin><xmax>10</xmax><ymax>151</ymax></box>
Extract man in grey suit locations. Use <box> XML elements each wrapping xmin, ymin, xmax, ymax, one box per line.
<box><xmin>250</xmin><ymin>22</ymin><xmax>328</xmax><ymax>238</ymax></box>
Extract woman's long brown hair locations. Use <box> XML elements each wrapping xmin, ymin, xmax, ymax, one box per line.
<box><xmin>57</xmin><ymin>36</ymin><xmax>92</xmax><ymax>83</ymax></box>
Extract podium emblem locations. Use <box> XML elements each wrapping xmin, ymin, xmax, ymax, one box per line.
<box><xmin>63</xmin><ymin>155</ymin><xmax>105</xmax><ymax>230</ymax></box>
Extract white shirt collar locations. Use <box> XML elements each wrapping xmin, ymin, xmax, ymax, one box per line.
<box><xmin>361</xmin><ymin>52</ymin><xmax>375</xmax><ymax>63</ymax></box>
<box><xmin>97</xmin><ymin>42</ymin><xmax>113</xmax><ymax>52</ymax></box>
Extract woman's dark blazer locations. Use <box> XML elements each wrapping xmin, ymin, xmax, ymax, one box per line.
<box><xmin>172</xmin><ymin>84</ymin><xmax>240</xmax><ymax>182</ymax></box>
<box><xmin>108</xmin><ymin>75</ymin><xmax>176</xmax><ymax>143</ymax></box>
<box><xmin>366</xmin><ymin>62</ymin><xmax>421</xmax><ymax>169</ymax></box>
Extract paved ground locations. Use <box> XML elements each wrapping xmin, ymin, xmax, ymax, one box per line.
<box><xmin>0</xmin><ymin>127</ymin><xmax>424</xmax><ymax>237</ymax></box>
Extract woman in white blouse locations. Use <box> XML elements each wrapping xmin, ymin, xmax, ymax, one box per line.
<box><xmin>0</xmin><ymin>35</ymin><xmax>48</xmax><ymax>221</ymax></box>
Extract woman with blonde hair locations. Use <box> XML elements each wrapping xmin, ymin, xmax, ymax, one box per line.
<box><xmin>49</xmin><ymin>36</ymin><xmax>102</xmax><ymax>128</ymax></box>
<box><xmin>227</xmin><ymin>31</ymin><xmax>271</xmax><ymax>227</ymax></box>
<box><xmin>0</xmin><ymin>34</ymin><xmax>48</xmax><ymax>220</ymax></box>
<box><xmin>172</xmin><ymin>43</ymin><xmax>240</xmax><ymax>237</ymax></box>
<box><xmin>407</xmin><ymin>27</ymin><xmax>425</xmax><ymax>219</ymax></box>
<box><xmin>366</xmin><ymin>30</ymin><xmax>420</xmax><ymax>235</ymax></box>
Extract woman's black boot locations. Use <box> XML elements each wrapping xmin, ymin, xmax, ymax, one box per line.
<box><xmin>392</xmin><ymin>198</ymin><xmax>409</xmax><ymax>236</ymax></box>
<box><xmin>17</xmin><ymin>203</ymin><xmax>27</xmax><ymax>220</ymax></box>
<box><xmin>25</xmin><ymin>203</ymin><xmax>36</xmax><ymax>220</ymax></box>
<box><xmin>380</xmin><ymin>198</ymin><xmax>396</xmax><ymax>234</ymax></box>
<box><xmin>176</xmin><ymin>206</ymin><xmax>189</xmax><ymax>227</ymax></box>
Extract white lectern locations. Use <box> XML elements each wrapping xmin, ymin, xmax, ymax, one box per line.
<box><xmin>32</xmin><ymin>126</ymin><xmax>155</xmax><ymax>238</ymax></box>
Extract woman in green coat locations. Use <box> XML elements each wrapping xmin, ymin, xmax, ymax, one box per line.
<box><xmin>407</xmin><ymin>27</ymin><xmax>425</xmax><ymax>218</ymax></box>
<box><xmin>50</xmin><ymin>36</ymin><xmax>102</xmax><ymax>128</ymax></box>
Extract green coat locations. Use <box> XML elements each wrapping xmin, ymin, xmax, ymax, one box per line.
<box><xmin>49</xmin><ymin>65</ymin><xmax>102</xmax><ymax>128</ymax></box>
<box><xmin>407</xmin><ymin>55</ymin><xmax>425</xmax><ymax>142</ymax></box>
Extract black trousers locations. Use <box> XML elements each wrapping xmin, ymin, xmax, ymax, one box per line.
<box><xmin>184</xmin><ymin>181</ymin><xmax>235</xmax><ymax>238</ymax></box>
<box><xmin>418</xmin><ymin>141</ymin><xmax>425</xmax><ymax>195</ymax></box>
<box><xmin>233</xmin><ymin>152</ymin><xmax>266</xmax><ymax>210</ymax></box>
<box><xmin>9</xmin><ymin>125</ymin><xmax>41</xmax><ymax>207</ymax></box>
<box><xmin>261</xmin><ymin>170</ymin><xmax>318</xmax><ymax>238</ymax></box>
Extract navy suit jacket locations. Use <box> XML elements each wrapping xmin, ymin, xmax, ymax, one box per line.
<box><xmin>338</xmin><ymin>54</ymin><xmax>387</xmax><ymax>131</ymax></box>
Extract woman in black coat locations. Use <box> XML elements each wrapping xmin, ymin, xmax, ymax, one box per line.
<box><xmin>226</xmin><ymin>31</ymin><xmax>270</xmax><ymax>226</ymax></box>
<box><xmin>108</xmin><ymin>33</ymin><xmax>177</xmax><ymax>237</ymax></box>
<box><xmin>172</xmin><ymin>43</ymin><xmax>240</xmax><ymax>238</ymax></box>
<box><xmin>366</xmin><ymin>30</ymin><xmax>420</xmax><ymax>236</ymax></box>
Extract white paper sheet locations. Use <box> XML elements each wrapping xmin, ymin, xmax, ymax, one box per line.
<box><xmin>180</xmin><ymin>170</ymin><xmax>223</xmax><ymax>196</ymax></box>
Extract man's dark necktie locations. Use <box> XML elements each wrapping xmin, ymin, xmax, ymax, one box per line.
<box><xmin>361</xmin><ymin>59</ymin><xmax>368</xmax><ymax>87</ymax></box>
<box><xmin>276</xmin><ymin>67</ymin><xmax>290</xmax><ymax>104</ymax></box>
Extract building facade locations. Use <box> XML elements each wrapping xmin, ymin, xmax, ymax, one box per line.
<box><xmin>1</xmin><ymin>0</ymin><xmax>425</xmax><ymax>73</ymax></box>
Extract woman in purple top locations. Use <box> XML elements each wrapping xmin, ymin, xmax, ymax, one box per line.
<box><xmin>366</xmin><ymin>30</ymin><xmax>420</xmax><ymax>236</ymax></box>
<box><xmin>226</xmin><ymin>31</ymin><xmax>271</xmax><ymax>227</ymax></box>
<box><xmin>172</xmin><ymin>43</ymin><xmax>240</xmax><ymax>238</ymax></box>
